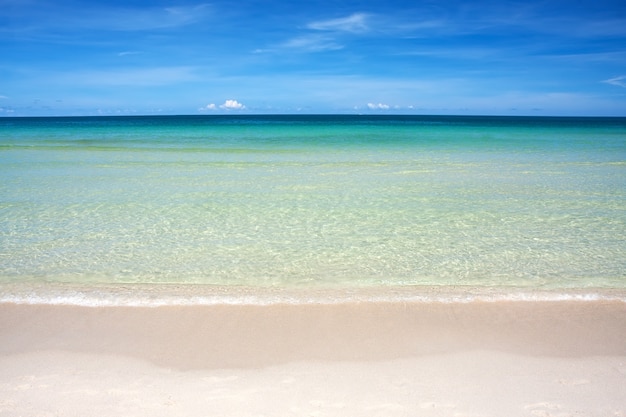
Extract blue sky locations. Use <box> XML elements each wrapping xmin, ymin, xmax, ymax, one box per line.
<box><xmin>1</xmin><ymin>0</ymin><xmax>626</xmax><ymax>116</ymax></box>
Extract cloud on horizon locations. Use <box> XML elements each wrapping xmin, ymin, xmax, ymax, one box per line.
<box><xmin>200</xmin><ymin>99</ymin><xmax>246</xmax><ymax>111</ymax></box>
<box><xmin>367</xmin><ymin>102</ymin><xmax>390</xmax><ymax>110</ymax></box>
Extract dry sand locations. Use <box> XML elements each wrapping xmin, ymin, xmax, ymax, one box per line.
<box><xmin>1</xmin><ymin>299</ymin><xmax>625</xmax><ymax>416</ymax></box>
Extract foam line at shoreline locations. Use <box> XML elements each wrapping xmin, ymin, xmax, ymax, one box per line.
<box><xmin>1</xmin><ymin>282</ymin><xmax>625</xmax><ymax>306</ymax></box>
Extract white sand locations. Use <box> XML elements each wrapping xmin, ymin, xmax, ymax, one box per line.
<box><xmin>1</xmin><ymin>300</ymin><xmax>625</xmax><ymax>417</ymax></box>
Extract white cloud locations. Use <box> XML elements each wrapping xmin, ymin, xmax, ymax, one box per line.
<box><xmin>220</xmin><ymin>99</ymin><xmax>245</xmax><ymax>110</ymax></box>
<box><xmin>0</xmin><ymin>95</ymin><xmax>8</xmax><ymax>99</ymax></box>
<box><xmin>199</xmin><ymin>99</ymin><xmax>246</xmax><ymax>111</ymax></box>
<box><xmin>367</xmin><ymin>102</ymin><xmax>390</xmax><ymax>110</ymax></box>
<box><xmin>308</xmin><ymin>13</ymin><xmax>369</xmax><ymax>33</ymax></box>
<box><xmin>603</xmin><ymin>75</ymin><xmax>626</xmax><ymax>88</ymax></box>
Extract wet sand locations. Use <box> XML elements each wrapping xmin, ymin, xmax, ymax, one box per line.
<box><xmin>1</xmin><ymin>299</ymin><xmax>626</xmax><ymax>416</ymax></box>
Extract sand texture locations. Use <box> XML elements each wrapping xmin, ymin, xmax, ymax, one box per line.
<box><xmin>1</xmin><ymin>300</ymin><xmax>625</xmax><ymax>416</ymax></box>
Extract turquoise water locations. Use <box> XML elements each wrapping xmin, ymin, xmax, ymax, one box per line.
<box><xmin>1</xmin><ymin>115</ymin><xmax>625</xmax><ymax>290</ymax></box>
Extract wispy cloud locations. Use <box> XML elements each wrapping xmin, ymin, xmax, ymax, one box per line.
<box><xmin>307</xmin><ymin>13</ymin><xmax>370</xmax><ymax>33</ymax></box>
<box><xmin>603</xmin><ymin>75</ymin><xmax>626</xmax><ymax>88</ymax></box>
<box><xmin>6</xmin><ymin>2</ymin><xmax>212</xmax><ymax>33</ymax></box>
<box><xmin>262</xmin><ymin>13</ymin><xmax>371</xmax><ymax>54</ymax></box>
<box><xmin>85</xmin><ymin>4</ymin><xmax>212</xmax><ymax>31</ymax></box>
<box><xmin>118</xmin><ymin>51</ymin><xmax>142</xmax><ymax>57</ymax></box>
<box><xmin>280</xmin><ymin>35</ymin><xmax>344</xmax><ymax>52</ymax></box>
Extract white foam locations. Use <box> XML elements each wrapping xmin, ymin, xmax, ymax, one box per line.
<box><xmin>1</xmin><ymin>284</ymin><xmax>625</xmax><ymax>307</ymax></box>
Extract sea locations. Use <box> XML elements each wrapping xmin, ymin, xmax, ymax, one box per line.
<box><xmin>1</xmin><ymin>115</ymin><xmax>625</xmax><ymax>304</ymax></box>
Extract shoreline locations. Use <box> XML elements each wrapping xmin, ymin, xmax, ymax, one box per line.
<box><xmin>2</xmin><ymin>282</ymin><xmax>626</xmax><ymax>306</ymax></box>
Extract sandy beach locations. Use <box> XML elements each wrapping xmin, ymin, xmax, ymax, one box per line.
<box><xmin>1</xmin><ymin>298</ymin><xmax>625</xmax><ymax>416</ymax></box>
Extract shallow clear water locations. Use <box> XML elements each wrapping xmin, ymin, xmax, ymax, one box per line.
<box><xmin>1</xmin><ymin>115</ymin><xmax>625</xmax><ymax>290</ymax></box>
